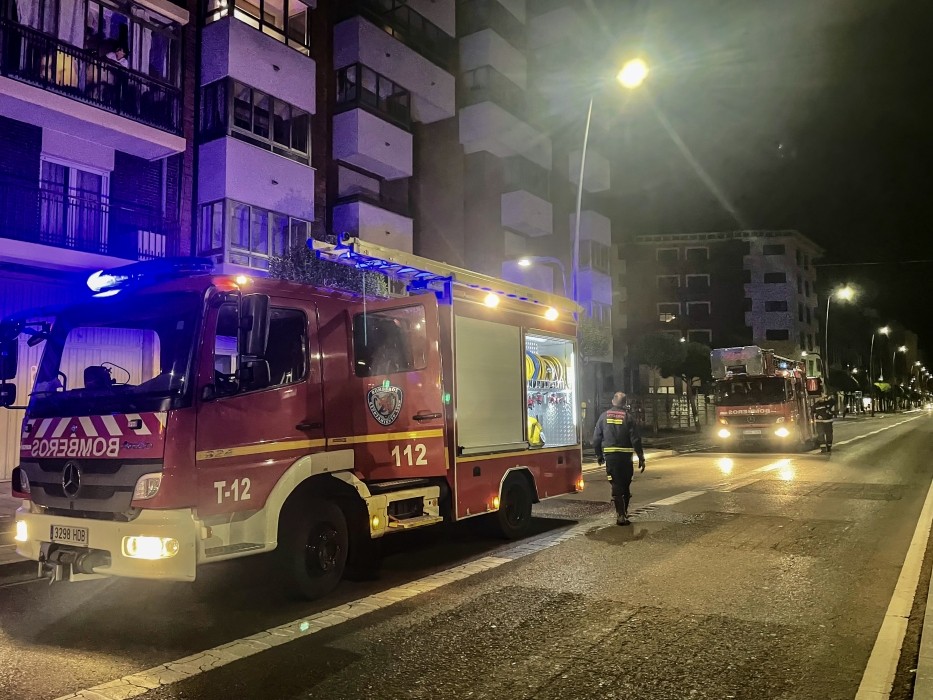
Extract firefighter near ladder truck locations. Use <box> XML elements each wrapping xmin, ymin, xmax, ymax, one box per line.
<box><xmin>0</xmin><ymin>238</ymin><xmax>584</xmax><ymax>600</ymax></box>
<box><xmin>711</xmin><ymin>346</ymin><xmax>824</xmax><ymax>450</ymax></box>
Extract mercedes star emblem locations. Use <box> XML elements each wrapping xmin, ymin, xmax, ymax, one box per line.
<box><xmin>62</xmin><ymin>461</ymin><xmax>81</xmax><ymax>499</ymax></box>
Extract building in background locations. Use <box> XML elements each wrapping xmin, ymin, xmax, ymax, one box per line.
<box><xmin>617</xmin><ymin>230</ymin><xmax>822</xmax><ymax>393</ymax></box>
<box><xmin>0</xmin><ymin>0</ymin><xmax>197</xmax><ymax>480</ymax></box>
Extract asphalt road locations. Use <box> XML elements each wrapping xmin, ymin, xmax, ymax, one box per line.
<box><xmin>1</xmin><ymin>411</ymin><xmax>931</xmax><ymax>700</ymax></box>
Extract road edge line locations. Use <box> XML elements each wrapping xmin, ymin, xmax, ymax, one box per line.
<box><xmin>855</xmin><ymin>470</ymin><xmax>933</xmax><ymax>699</ymax></box>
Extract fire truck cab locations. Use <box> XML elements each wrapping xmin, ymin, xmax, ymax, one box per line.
<box><xmin>711</xmin><ymin>345</ymin><xmax>822</xmax><ymax>450</ymax></box>
<box><xmin>0</xmin><ymin>238</ymin><xmax>583</xmax><ymax>599</ymax></box>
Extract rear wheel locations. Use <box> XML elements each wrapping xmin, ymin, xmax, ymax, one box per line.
<box><xmin>277</xmin><ymin>498</ymin><xmax>348</xmax><ymax>600</ymax></box>
<box><xmin>492</xmin><ymin>474</ymin><xmax>534</xmax><ymax>539</ymax></box>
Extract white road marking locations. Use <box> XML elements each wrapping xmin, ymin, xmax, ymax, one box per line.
<box><xmin>855</xmin><ymin>471</ymin><xmax>933</xmax><ymax>699</ymax></box>
<box><xmin>652</xmin><ymin>491</ymin><xmax>706</xmax><ymax>506</ymax></box>
<box><xmin>836</xmin><ymin>415</ymin><xmax>923</xmax><ymax>447</ymax></box>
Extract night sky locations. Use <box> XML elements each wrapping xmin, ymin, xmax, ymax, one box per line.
<box><xmin>575</xmin><ymin>0</ymin><xmax>933</xmax><ymax>354</ymax></box>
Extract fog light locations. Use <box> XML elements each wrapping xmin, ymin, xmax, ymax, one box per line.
<box><xmin>123</xmin><ymin>536</ymin><xmax>179</xmax><ymax>560</ymax></box>
<box><xmin>775</xmin><ymin>427</ymin><xmax>791</xmax><ymax>438</ymax></box>
<box><xmin>14</xmin><ymin>520</ymin><xmax>27</xmax><ymax>543</ymax></box>
<box><xmin>575</xmin><ymin>478</ymin><xmax>585</xmax><ymax>492</ymax></box>
<box><xmin>492</xmin><ymin>496</ymin><xmax>500</xmax><ymax>510</ymax></box>
<box><xmin>717</xmin><ymin>428</ymin><xmax>731</xmax><ymax>439</ymax></box>
<box><xmin>132</xmin><ymin>472</ymin><xmax>163</xmax><ymax>501</ymax></box>
<box><xmin>371</xmin><ymin>515</ymin><xmax>381</xmax><ymax>529</ymax></box>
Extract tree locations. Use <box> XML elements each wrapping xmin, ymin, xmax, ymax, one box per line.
<box><xmin>578</xmin><ymin>316</ymin><xmax>611</xmax><ymax>361</ymax></box>
<box><xmin>630</xmin><ymin>333</ymin><xmax>686</xmax><ymax>435</ymax></box>
<box><xmin>269</xmin><ymin>242</ymin><xmax>388</xmax><ymax>297</ymax></box>
<box><xmin>680</xmin><ymin>341</ymin><xmax>712</xmax><ymax>431</ymax></box>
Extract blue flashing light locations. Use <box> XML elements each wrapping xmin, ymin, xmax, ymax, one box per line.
<box><xmin>86</xmin><ymin>258</ymin><xmax>215</xmax><ymax>295</ymax></box>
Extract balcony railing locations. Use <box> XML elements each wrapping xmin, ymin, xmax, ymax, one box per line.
<box><xmin>457</xmin><ymin>0</ymin><xmax>525</xmax><ymax>49</ymax></box>
<box><xmin>0</xmin><ymin>177</ymin><xmax>172</xmax><ymax>261</ymax></box>
<box><xmin>336</xmin><ymin>63</ymin><xmax>412</xmax><ymax>129</ymax></box>
<box><xmin>0</xmin><ymin>19</ymin><xmax>181</xmax><ymax>134</ymax></box>
<box><xmin>459</xmin><ymin>65</ymin><xmax>526</xmax><ymax>119</ymax></box>
<box><xmin>335</xmin><ymin>190</ymin><xmax>411</xmax><ymax>219</ymax></box>
<box><xmin>338</xmin><ymin>0</ymin><xmax>455</xmax><ymax>70</ymax></box>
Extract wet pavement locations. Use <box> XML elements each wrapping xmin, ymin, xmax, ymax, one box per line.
<box><xmin>0</xmin><ymin>412</ymin><xmax>930</xmax><ymax>699</ymax></box>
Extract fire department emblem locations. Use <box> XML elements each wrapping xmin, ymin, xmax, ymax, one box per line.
<box><xmin>367</xmin><ymin>385</ymin><xmax>403</xmax><ymax>426</ymax></box>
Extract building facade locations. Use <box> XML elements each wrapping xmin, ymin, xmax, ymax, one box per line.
<box><xmin>616</xmin><ymin>230</ymin><xmax>823</xmax><ymax>393</ymax></box>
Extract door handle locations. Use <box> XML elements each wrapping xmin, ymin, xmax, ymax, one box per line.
<box><xmin>412</xmin><ymin>412</ymin><xmax>442</xmax><ymax>421</ymax></box>
<box><xmin>296</xmin><ymin>421</ymin><xmax>322</xmax><ymax>430</ymax></box>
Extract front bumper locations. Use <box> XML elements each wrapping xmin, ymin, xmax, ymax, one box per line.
<box><xmin>15</xmin><ymin>505</ymin><xmax>198</xmax><ymax>582</ymax></box>
<box><xmin>716</xmin><ymin>426</ymin><xmax>794</xmax><ymax>442</ymax></box>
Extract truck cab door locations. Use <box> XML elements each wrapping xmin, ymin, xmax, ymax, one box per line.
<box><xmin>327</xmin><ymin>293</ymin><xmax>447</xmax><ymax>481</ymax></box>
<box><xmin>194</xmin><ymin>296</ymin><xmax>324</xmax><ymax>517</ymax></box>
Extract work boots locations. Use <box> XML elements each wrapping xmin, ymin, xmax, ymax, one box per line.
<box><xmin>614</xmin><ymin>497</ymin><xmax>631</xmax><ymax>526</ymax></box>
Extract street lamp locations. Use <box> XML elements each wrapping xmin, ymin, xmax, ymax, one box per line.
<box><xmin>516</xmin><ymin>256</ymin><xmax>569</xmax><ymax>298</ymax></box>
<box><xmin>892</xmin><ymin>345</ymin><xmax>907</xmax><ymax>412</ymax></box>
<box><xmin>869</xmin><ymin>325</ymin><xmax>890</xmax><ymax>416</ymax></box>
<box><xmin>823</xmin><ymin>285</ymin><xmax>855</xmax><ymax>372</ymax></box>
<box><xmin>571</xmin><ymin>58</ymin><xmax>648</xmax><ymax>305</ymax></box>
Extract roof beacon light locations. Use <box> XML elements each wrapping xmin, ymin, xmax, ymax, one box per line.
<box><xmin>86</xmin><ymin>258</ymin><xmax>215</xmax><ymax>297</ymax></box>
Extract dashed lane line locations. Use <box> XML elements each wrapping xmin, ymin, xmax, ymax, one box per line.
<box><xmin>835</xmin><ymin>414</ymin><xmax>923</xmax><ymax>447</ymax></box>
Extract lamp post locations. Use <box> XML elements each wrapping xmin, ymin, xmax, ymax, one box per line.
<box><xmin>869</xmin><ymin>325</ymin><xmax>890</xmax><ymax>416</ymax></box>
<box><xmin>571</xmin><ymin>58</ymin><xmax>648</xmax><ymax>305</ymax></box>
<box><xmin>517</xmin><ymin>256</ymin><xmax>569</xmax><ymax>298</ymax></box>
<box><xmin>823</xmin><ymin>285</ymin><xmax>855</xmax><ymax>374</ymax></box>
<box><xmin>892</xmin><ymin>345</ymin><xmax>907</xmax><ymax>411</ymax></box>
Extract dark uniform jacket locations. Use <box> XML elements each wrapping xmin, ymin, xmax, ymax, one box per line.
<box><xmin>813</xmin><ymin>398</ymin><xmax>836</xmax><ymax>423</ymax></box>
<box><xmin>593</xmin><ymin>407</ymin><xmax>645</xmax><ymax>463</ymax></box>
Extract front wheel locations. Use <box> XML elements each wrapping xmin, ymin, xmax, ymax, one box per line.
<box><xmin>492</xmin><ymin>474</ymin><xmax>534</xmax><ymax>539</ymax></box>
<box><xmin>277</xmin><ymin>498</ymin><xmax>348</xmax><ymax>600</ymax></box>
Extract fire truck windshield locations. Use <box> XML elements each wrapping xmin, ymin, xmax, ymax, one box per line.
<box><xmin>29</xmin><ymin>292</ymin><xmax>200</xmax><ymax>417</ymax></box>
<box><xmin>715</xmin><ymin>377</ymin><xmax>788</xmax><ymax>406</ymax></box>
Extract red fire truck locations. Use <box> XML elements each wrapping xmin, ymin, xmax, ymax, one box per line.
<box><xmin>0</xmin><ymin>238</ymin><xmax>583</xmax><ymax>599</ymax></box>
<box><xmin>711</xmin><ymin>345</ymin><xmax>821</xmax><ymax>449</ymax></box>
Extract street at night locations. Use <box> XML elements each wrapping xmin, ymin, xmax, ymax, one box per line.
<box><xmin>1</xmin><ymin>413</ymin><xmax>931</xmax><ymax>700</ymax></box>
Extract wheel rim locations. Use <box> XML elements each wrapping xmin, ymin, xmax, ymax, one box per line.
<box><xmin>305</xmin><ymin>524</ymin><xmax>340</xmax><ymax>576</ymax></box>
<box><xmin>504</xmin><ymin>485</ymin><xmax>529</xmax><ymax>528</ymax></box>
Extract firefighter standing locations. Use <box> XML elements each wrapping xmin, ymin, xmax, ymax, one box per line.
<box><xmin>813</xmin><ymin>395</ymin><xmax>837</xmax><ymax>453</ymax></box>
<box><xmin>593</xmin><ymin>391</ymin><xmax>646</xmax><ymax>526</ymax></box>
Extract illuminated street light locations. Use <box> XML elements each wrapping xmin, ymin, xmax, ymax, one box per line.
<box><xmin>513</xmin><ymin>256</ymin><xmax>569</xmax><ymax>297</ymax></box>
<box><xmin>823</xmin><ymin>285</ymin><xmax>856</xmax><ymax>372</ymax></box>
<box><xmin>892</xmin><ymin>345</ymin><xmax>908</xmax><ymax>412</ymax></box>
<box><xmin>616</xmin><ymin>58</ymin><xmax>649</xmax><ymax>89</ymax></box>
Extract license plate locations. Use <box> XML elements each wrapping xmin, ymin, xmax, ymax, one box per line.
<box><xmin>743</xmin><ymin>429</ymin><xmax>762</xmax><ymax>435</ymax></box>
<box><xmin>50</xmin><ymin>525</ymin><xmax>88</xmax><ymax>546</ymax></box>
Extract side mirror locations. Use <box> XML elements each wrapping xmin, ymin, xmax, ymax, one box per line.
<box><xmin>239</xmin><ymin>294</ymin><xmax>270</xmax><ymax>358</ymax></box>
<box><xmin>240</xmin><ymin>359</ymin><xmax>270</xmax><ymax>392</ymax></box>
<box><xmin>0</xmin><ymin>338</ymin><xmax>18</xmax><ymax>381</ymax></box>
<box><xmin>0</xmin><ymin>383</ymin><xmax>16</xmax><ymax>408</ymax></box>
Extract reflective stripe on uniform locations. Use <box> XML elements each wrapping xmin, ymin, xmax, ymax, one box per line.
<box><xmin>606</xmin><ymin>419</ymin><xmax>625</xmax><ymax>424</ymax></box>
<box><xmin>604</xmin><ymin>447</ymin><xmax>635</xmax><ymax>453</ymax></box>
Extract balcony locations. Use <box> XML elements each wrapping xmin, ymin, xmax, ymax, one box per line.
<box><xmin>570</xmin><ymin>210</ymin><xmax>611</xmax><ymax>245</ymax></box>
<box><xmin>336</xmin><ymin>63</ymin><xmax>411</xmax><ymax>129</ymax></box>
<box><xmin>334</xmin><ymin>15</ymin><xmax>455</xmax><ymax>124</ymax></box>
<box><xmin>337</xmin><ymin>0</ymin><xmax>456</xmax><ymax>70</ymax></box>
<box><xmin>460</xmin><ymin>29</ymin><xmax>526</xmax><ymax>89</ymax></box>
<box><xmin>569</xmin><ymin>150</ymin><xmax>610</xmax><ymax>192</ymax></box>
<box><xmin>457</xmin><ymin>0</ymin><xmax>526</xmax><ymax>50</ymax></box>
<box><xmin>577</xmin><ymin>268</ymin><xmax>612</xmax><ymax>306</ymax></box>
<box><xmin>333</xmin><ymin>194</ymin><xmax>414</xmax><ymax>253</ymax></box>
<box><xmin>500</xmin><ymin>189</ymin><xmax>551</xmax><ymax>238</ymax></box>
<box><xmin>459</xmin><ymin>65</ymin><xmax>525</xmax><ymax>117</ymax></box>
<box><xmin>333</xmin><ymin>108</ymin><xmax>413</xmax><ymax>181</ymax></box>
<box><xmin>0</xmin><ymin>20</ymin><xmax>184</xmax><ymax>158</ymax></box>
<box><xmin>459</xmin><ymin>100</ymin><xmax>551</xmax><ymax>169</ymax></box>
<box><xmin>0</xmin><ymin>176</ymin><xmax>171</xmax><ymax>269</ymax></box>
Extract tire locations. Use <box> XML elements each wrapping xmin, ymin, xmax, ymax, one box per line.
<box><xmin>492</xmin><ymin>474</ymin><xmax>534</xmax><ymax>540</ymax></box>
<box><xmin>276</xmin><ymin>498</ymin><xmax>348</xmax><ymax>600</ymax></box>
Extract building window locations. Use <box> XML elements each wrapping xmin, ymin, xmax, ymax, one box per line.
<box><xmin>336</xmin><ymin>63</ymin><xmax>412</xmax><ymax>129</ymax></box>
<box><xmin>764</xmin><ymin>272</ymin><xmax>787</xmax><ymax>284</ymax></box>
<box><xmin>764</xmin><ymin>300</ymin><xmax>788</xmax><ymax>312</ymax></box>
<box><xmin>685</xmin><ymin>247</ymin><xmax>709</xmax><ymax>263</ymax></box>
<box><xmin>799</xmin><ymin>332</ymin><xmax>805</xmax><ymax>348</ymax></box>
<box><xmin>763</xmin><ymin>243</ymin><xmax>785</xmax><ymax>255</ymax></box>
<box><xmin>743</xmin><ymin>269</ymin><xmax>752</xmax><ymax>283</ymax></box>
<box><xmin>205</xmin><ymin>0</ymin><xmax>311</xmax><ymax>53</ymax></box>
<box><xmin>581</xmin><ymin>241</ymin><xmax>610</xmax><ymax>275</ymax></box>
<box><xmin>657</xmin><ymin>275</ymin><xmax>680</xmax><ymax>290</ymax></box>
<box><xmin>39</xmin><ymin>157</ymin><xmax>110</xmax><ymax>254</ymax></box>
<box><xmin>744</xmin><ymin>297</ymin><xmax>752</xmax><ymax>311</ymax></box>
<box><xmin>199</xmin><ymin>199</ymin><xmax>311</xmax><ymax>270</ymax></box>
<box><xmin>656</xmin><ymin>248</ymin><xmax>679</xmax><ymax>264</ymax></box>
<box><xmin>686</xmin><ymin>274</ymin><xmax>710</xmax><ymax>290</ymax></box>
<box><xmin>805</xmin><ymin>280</ymin><xmax>811</xmax><ymax>296</ymax></box>
<box><xmin>795</xmin><ymin>249</ymin><xmax>802</xmax><ymax>265</ymax></box>
<box><xmin>200</xmin><ymin>79</ymin><xmax>311</xmax><ymax>164</ymax></box>
<box><xmin>797</xmin><ymin>302</ymin><xmax>804</xmax><ymax>321</ymax></box>
<box><xmin>806</xmin><ymin>306</ymin><xmax>812</xmax><ymax>324</ymax></box>
<box><xmin>353</xmin><ymin>305</ymin><xmax>428</xmax><ymax>376</ymax></box>
<box><xmin>687</xmin><ymin>301</ymin><xmax>711</xmax><ymax>317</ymax></box>
<box><xmin>797</xmin><ymin>277</ymin><xmax>803</xmax><ymax>294</ymax></box>
<box><xmin>657</xmin><ymin>302</ymin><xmax>680</xmax><ymax>323</ymax></box>
<box><xmin>589</xmin><ymin>301</ymin><xmax>611</xmax><ymax>324</ymax></box>
<box><xmin>688</xmin><ymin>329</ymin><xmax>712</xmax><ymax>346</ymax></box>
<box><xmin>765</xmin><ymin>329</ymin><xmax>790</xmax><ymax>341</ymax></box>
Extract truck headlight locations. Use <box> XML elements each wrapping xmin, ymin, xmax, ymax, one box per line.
<box><xmin>123</xmin><ymin>536</ymin><xmax>179</xmax><ymax>560</ymax></box>
<box><xmin>717</xmin><ymin>428</ymin><xmax>731</xmax><ymax>439</ymax></box>
<box><xmin>132</xmin><ymin>473</ymin><xmax>163</xmax><ymax>501</ymax></box>
<box><xmin>14</xmin><ymin>520</ymin><xmax>27</xmax><ymax>543</ymax></box>
<box><xmin>775</xmin><ymin>427</ymin><xmax>791</xmax><ymax>438</ymax></box>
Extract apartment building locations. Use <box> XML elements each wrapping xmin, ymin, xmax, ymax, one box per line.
<box><xmin>0</xmin><ymin>0</ymin><xmax>197</xmax><ymax>479</ymax></box>
<box><xmin>617</xmin><ymin>230</ymin><xmax>822</xmax><ymax>392</ymax></box>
